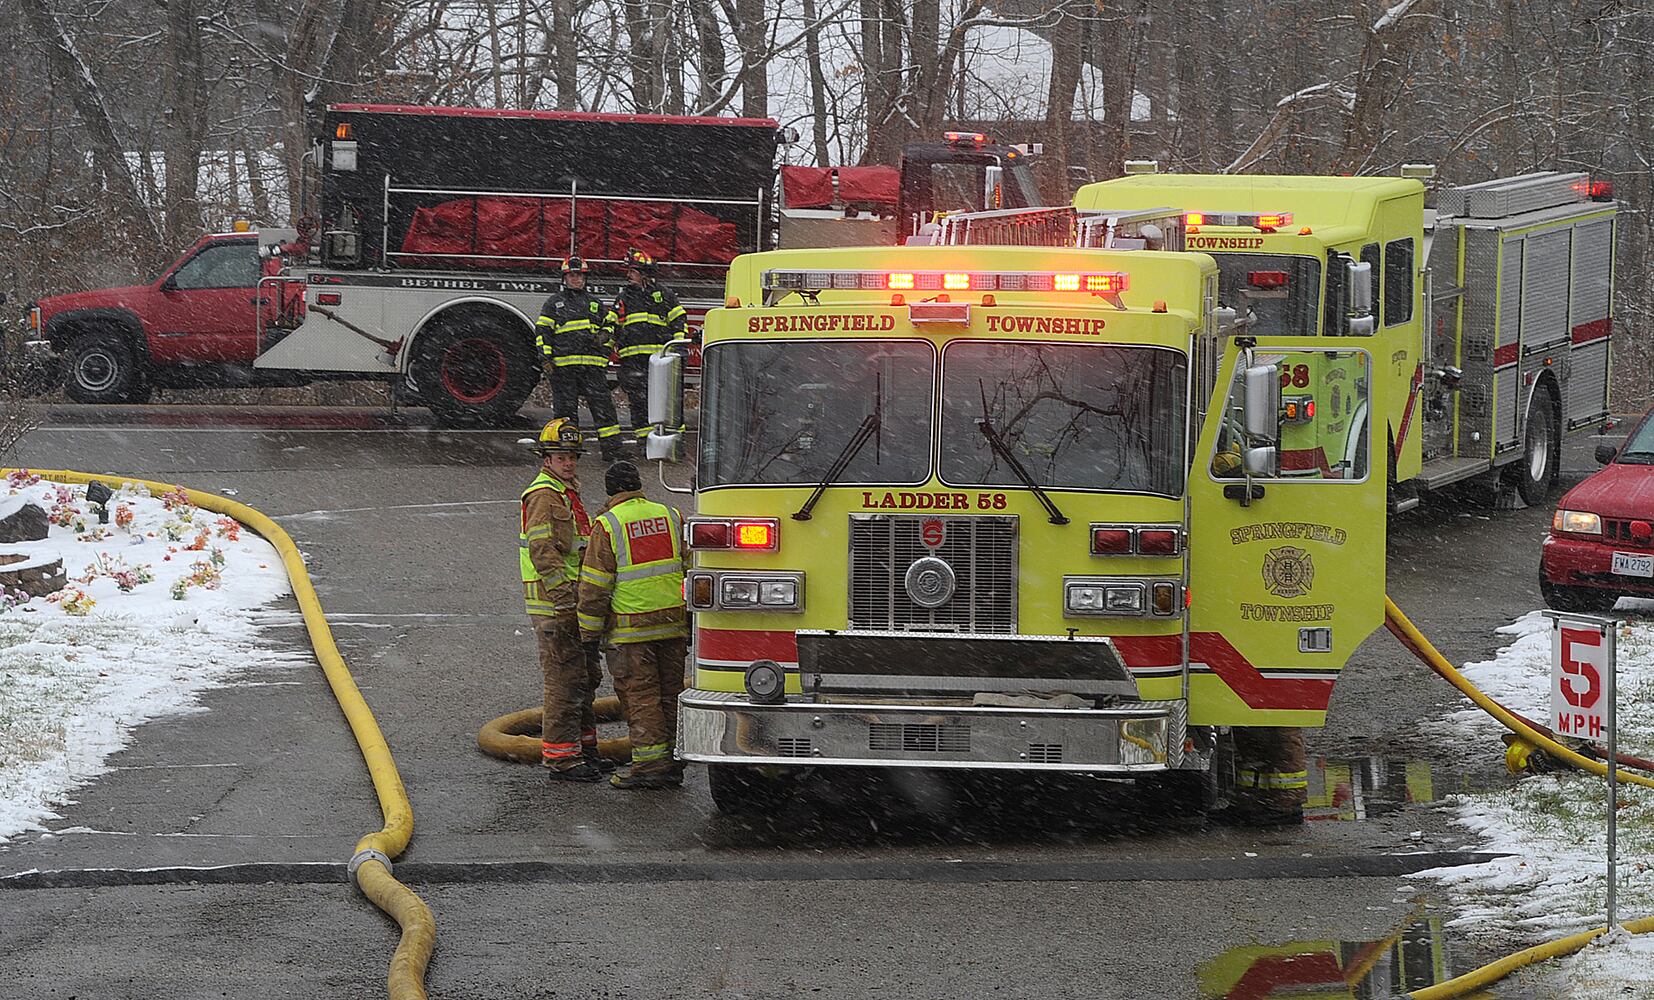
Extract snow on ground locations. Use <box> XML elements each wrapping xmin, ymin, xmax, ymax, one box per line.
<box><xmin>0</xmin><ymin>473</ymin><xmax>295</xmax><ymax>842</ymax></box>
<box><xmin>1418</xmin><ymin>600</ymin><xmax>1654</xmax><ymax>996</ymax></box>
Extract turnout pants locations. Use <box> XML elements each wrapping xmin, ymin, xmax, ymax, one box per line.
<box><xmin>534</xmin><ymin>611</ymin><xmax>603</xmax><ymax>768</ymax></box>
<box><xmin>550</xmin><ymin>364</ymin><xmax>622</xmax><ymax>453</ymax></box>
<box><xmin>616</xmin><ymin>360</ymin><xmax>651</xmax><ymax>440</ymax></box>
<box><xmin>607</xmin><ymin>637</ymin><xmax>688</xmax><ymax>775</ymax></box>
<box><xmin>1233</xmin><ymin>726</ymin><xmax>1308</xmax><ymax>815</ymax></box>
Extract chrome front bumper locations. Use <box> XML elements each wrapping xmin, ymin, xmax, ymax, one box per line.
<box><xmin>677</xmin><ymin>689</ymin><xmax>1187</xmax><ymax>773</ymax></box>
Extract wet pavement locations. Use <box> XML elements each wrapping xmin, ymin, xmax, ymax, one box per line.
<box><xmin>0</xmin><ymin>402</ymin><xmax>1609</xmax><ymax>998</ymax></box>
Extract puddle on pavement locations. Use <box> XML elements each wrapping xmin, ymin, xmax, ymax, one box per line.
<box><xmin>1304</xmin><ymin>755</ymin><xmax>1447</xmax><ymax>823</ymax></box>
<box><xmin>1201</xmin><ymin>915</ymin><xmax>1457</xmax><ymax>999</ymax></box>
<box><xmin>704</xmin><ymin>753</ymin><xmax>1464</xmax><ymax>848</ymax></box>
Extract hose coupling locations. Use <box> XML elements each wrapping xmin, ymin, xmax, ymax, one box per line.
<box><xmin>348</xmin><ymin>848</ymin><xmax>395</xmax><ymax>889</ymax></box>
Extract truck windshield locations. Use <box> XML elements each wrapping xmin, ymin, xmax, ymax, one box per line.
<box><xmin>699</xmin><ymin>340</ymin><xmax>935</xmax><ymax>487</ymax></box>
<box><xmin>939</xmin><ymin>343</ymin><xmax>1187</xmax><ymax>497</ymax></box>
<box><xmin>1212</xmin><ymin>253</ymin><xmax>1322</xmax><ymax>336</ymax></box>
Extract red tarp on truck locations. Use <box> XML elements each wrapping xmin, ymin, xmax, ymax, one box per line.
<box><xmin>398</xmin><ymin>196</ymin><xmax>740</xmax><ymax>269</ymax></box>
<box><xmin>780</xmin><ymin>165</ymin><xmax>899</xmax><ymax>209</ymax></box>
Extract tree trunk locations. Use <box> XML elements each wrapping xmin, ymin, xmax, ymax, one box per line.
<box><xmin>17</xmin><ymin>0</ymin><xmax>164</xmax><ymax>250</ymax></box>
<box><xmin>690</xmin><ymin>0</ymin><xmax>727</xmax><ymax>112</ymax></box>
<box><xmin>553</xmin><ymin>0</ymin><xmax>579</xmax><ymax>109</ymax></box>
<box><xmin>1041</xmin><ymin>1</ymin><xmax>1088</xmax><ymax>199</ymax></box>
<box><xmin>736</xmin><ymin>0</ymin><xmax>768</xmax><ymax>118</ymax></box>
<box><xmin>801</xmin><ymin>0</ymin><xmax>831</xmax><ymax>165</ymax></box>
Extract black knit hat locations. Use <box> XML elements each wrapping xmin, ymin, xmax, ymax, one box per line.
<box><xmin>605</xmin><ymin>460</ymin><xmax>642</xmax><ymax>495</ymax></box>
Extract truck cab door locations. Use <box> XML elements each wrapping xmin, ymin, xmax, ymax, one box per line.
<box><xmin>1184</xmin><ymin>338</ymin><xmax>1389</xmax><ymax>727</ymax></box>
<box><xmin>145</xmin><ymin>240</ymin><xmax>262</xmax><ymax>364</ymax></box>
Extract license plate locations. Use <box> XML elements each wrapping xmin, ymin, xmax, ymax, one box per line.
<box><xmin>1611</xmin><ymin>551</ymin><xmax>1654</xmax><ymax>578</ymax></box>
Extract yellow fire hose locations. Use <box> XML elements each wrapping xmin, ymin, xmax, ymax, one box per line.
<box><xmin>477</xmin><ymin>698</ymin><xmax>632</xmax><ymax>764</ymax></box>
<box><xmin>18</xmin><ymin>469</ymin><xmax>434</xmax><ymax>1000</ymax></box>
<box><xmin>1386</xmin><ymin>597</ymin><xmax>1654</xmax><ymax>999</ymax></box>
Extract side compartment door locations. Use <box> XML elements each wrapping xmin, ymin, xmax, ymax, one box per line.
<box><xmin>1185</xmin><ymin>338</ymin><xmax>1389</xmax><ymax>727</ymax></box>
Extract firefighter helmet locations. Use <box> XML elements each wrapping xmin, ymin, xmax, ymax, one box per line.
<box><xmin>623</xmin><ymin>248</ymin><xmax>656</xmax><ymax>272</ymax></box>
<box><xmin>535</xmin><ymin>417</ymin><xmax>585</xmax><ymax>454</ymax></box>
<box><xmin>561</xmin><ymin>255</ymin><xmax>588</xmax><ymax>274</ymax></box>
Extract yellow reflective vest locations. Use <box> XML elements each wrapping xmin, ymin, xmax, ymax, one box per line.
<box><xmin>577</xmin><ymin>494</ymin><xmax>686</xmax><ymax>642</ymax></box>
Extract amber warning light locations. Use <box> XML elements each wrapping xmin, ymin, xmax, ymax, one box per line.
<box><xmin>335</xmin><ymin>122</ymin><xmax>353</xmax><ymax>140</ymax></box>
<box><xmin>687</xmin><ymin>517</ymin><xmax>780</xmax><ymax>551</ymax></box>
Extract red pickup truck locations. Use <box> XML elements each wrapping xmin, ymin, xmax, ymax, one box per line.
<box><xmin>30</xmin><ymin>229</ymin><xmax>305</xmax><ymax>403</ymax></box>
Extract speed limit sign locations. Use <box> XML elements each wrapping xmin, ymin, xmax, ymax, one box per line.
<box><xmin>1544</xmin><ymin>610</ymin><xmax>1623</xmax><ymax>928</ymax></box>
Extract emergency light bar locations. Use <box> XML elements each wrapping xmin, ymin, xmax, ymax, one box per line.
<box><xmin>762</xmin><ymin>269</ymin><xmax>1129</xmax><ymax>295</ymax></box>
<box><xmin>1184</xmin><ymin>211</ymin><xmax>1294</xmax><ymax>231</ymax></box>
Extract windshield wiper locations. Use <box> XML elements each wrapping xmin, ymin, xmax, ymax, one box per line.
<box><xmin>976</xmin><ymin>413</ymin><xmax>1069</xmax><ymax>525</ymax></box>
<box><xmin>793</xmin><ymin>375</ymin><xmax>882</xmax><ymax>521</ymax></box>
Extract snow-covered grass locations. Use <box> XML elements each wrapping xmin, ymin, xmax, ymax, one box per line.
<box><xmin>1419</xmin><ymin>602</ymin><xmax>1654</xmax><ymax>996</ymax></box>
<box><xmin>0</xmin><ymin>473</ymin><xmax>294</xmax><ymax>842</ymax></box>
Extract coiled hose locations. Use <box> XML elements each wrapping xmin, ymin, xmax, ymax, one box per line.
<box><xmin>19</xmin><ymin>470</ymin><xmax>434</xmax><ymax>1000</ymax></box>
<box><xmin>1385</xmin><ymin>597</ymin><xmax>1653</xmax><ymax>999</ymax></box>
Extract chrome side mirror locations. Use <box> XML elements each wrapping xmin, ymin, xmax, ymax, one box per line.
<box><xmin>646</xmin><ymin>348</ymin><xmax>685</xmax><ymax>463</ymax></box>
<box><xmin>1346</xmin><ymin>259</ymin><xmax>1376</xmax><ymax>336</ymax></box>
<box><xmin>983</xmin><ymin>165</ymin><xmax>1003</xmax><ymax>210</ymax></box>
<box><xmin>1242</xmin><ymin>362</ymin><xmax>1281</xmax><ymax>440</ymax></box>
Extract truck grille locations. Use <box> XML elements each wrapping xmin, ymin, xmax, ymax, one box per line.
<box><xmin>868</xmin><ymin>722</ymin><xmax>972</xmax><ymax>754</ymax></box>
<box><xmin>848</xmin><ymin>514</ymin><xmax>1017</xmax><ymax>633</ymax></box>
<box><xmin>1605</xmin><ymin>519</ymin><xmax>1654</xmax><ymax>551</ymax></box>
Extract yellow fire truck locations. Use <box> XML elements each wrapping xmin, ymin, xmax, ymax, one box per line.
<box><xmin>646</xmin><ymin>243</ymin><xmax>1393</xmax><ymax>815</ymax></box>
<box><xmin>1071</xmin><ymin>169</ymin><xmax>1618</xmax><ymax>508</ymax></box>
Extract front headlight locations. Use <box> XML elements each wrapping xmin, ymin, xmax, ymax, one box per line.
<box><xmin>1554</xmin><ymin>509</ymin><xmax>1602</xmax><ymax>535</ymax></box>
<box><xmin>721</xmin><ymin>579</ymin><xmax>760</xmax><ymax>607</ymax></box>
<box><xmin>1065</xmin><ymin>579</ymin><xmax>1146</xmax><ymax>616</ymax></box>
<box><xmin>759</xmin><ymin>579</ymin><xmax>797</xmax><ymax>606</ymax></box>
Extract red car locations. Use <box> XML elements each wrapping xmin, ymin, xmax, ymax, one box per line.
<box><xmin>1541</xmin><ymin>408</ymin><xmax>1654</xmax><ymax>612</ymax></box>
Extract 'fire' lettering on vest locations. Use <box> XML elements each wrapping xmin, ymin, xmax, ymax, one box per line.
<box><xmin>625</xmin><ymin>516</ymin><xmax>675</xmax><ymax>562</ymax></box>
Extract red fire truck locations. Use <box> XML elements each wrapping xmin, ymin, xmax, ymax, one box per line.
<box><xmin>29</xmin><ymin>106</ymin><xmax>1042</xmax><ymax>425</ymax></box>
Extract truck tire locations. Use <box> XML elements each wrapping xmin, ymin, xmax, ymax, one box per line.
<box><xmin>707</xmin><ymin>764</ymin><xmax>794</xmax><ymax>818</ymax></box>
<box><xmin>63</xmin><ymin>331</ymin><xmax>150</xmax><ymax>404</ymax></box>
<box><xmin>409</xmin><ymin>317</ymin><xmax>536</xmax><ymax>427</ymax></box>
<box><xmin>1504</xmin><ymin>391</ymin><xmax>1560</xmax><ymax>506</ymax></box>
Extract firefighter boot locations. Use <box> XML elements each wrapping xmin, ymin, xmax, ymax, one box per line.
<box><xmin>546</xmin><ymin>759</ymin><xmax>604</xmax><ymax>783</ymax></box>
<box><xmin>609</xmin><ymin>766</ymin><xmax>681</xmax><ymax>790</ymax></box>
<box><xmin>583</xmin><ymin>748</ymin><xmax>618</xmax><ymax>774</ymax></box>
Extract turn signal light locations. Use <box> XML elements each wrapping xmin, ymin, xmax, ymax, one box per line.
<box><xmin>687</xmin><ymin>517</ymin><xmax>780</xmax><ymax>551</ymax></box>
<box><xmin>734</xmin><ymin>521</ymin><xmax>777</xmax><ymax>549</ymax></box>
<box><xmin>1136</xmin><ymin>528</ymin><xmax>1181</xmax><ymax>555</ymax></box>
<box><xmin>1632</xmin><ymin>520</ymin><xmax>1653</xmax><ymax>541</ymax></box>
<box><xmin>689</xmin><ymin>521</ymin><xmax>731</xmax><ymax>549</ymax></box>
<box><xmin>1091</xmin><ymin>527</ymin><xmax>1132</xmax><ymax>554</ymax></box>
<box><xmin>1150</xmin><ymin>581</ymin><xmax>1179</xmax><ymax>616</ymax></box>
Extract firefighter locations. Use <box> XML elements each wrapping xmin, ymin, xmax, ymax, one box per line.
<box><xmin>577</xmin><ymin>460</ymin><xmax>689</xmax><ymax>790</ymax></box>
<box><xmin>605</xmin><ymin>248</ymin><xmax>687</xmax><ymax>442</ymax></box>
<box><xmin>536</xmin><ymin>257</ymin><xmax>624</xmax><ymax>461</ymax></box>
<box><xmin>521</xmin><ymin>417</ymin><xmax>609</xmax><ymax>782</ymax></box>
<box><xmin>1230</xmin><ymin>727</ymin><xmax>1308</xmax><ymax>824</ymax></box>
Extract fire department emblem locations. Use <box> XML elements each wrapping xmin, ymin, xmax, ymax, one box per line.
<box><xmin>1261</xmin><ymin>546</ymin><xmax>1315</xmax><ymax>598</ymax></box>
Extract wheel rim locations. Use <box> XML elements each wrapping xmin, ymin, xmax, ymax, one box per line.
<box><xmin>73</xmin><ymin>349</ymin><xmax>119</xmax><ymax>393</ymax></box>
<box><xmin>438</xmin><ymin>338</ymin><xmax>507</xmax><ymax>405</ymax></box>
<box><xmin>1528</xmin><ymin>404</ymin><xmax>1552</xmax><ymax>482</ymax></box>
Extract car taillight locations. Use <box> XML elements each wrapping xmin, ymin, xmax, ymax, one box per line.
<box><xmin>316</xmin><ymin>292</ymin><xmax>343</xmax><ymax>306</ymax></box>
<box><xmin>1091</xmin><ymin>527</ymin><xmax>1132</xmax><ymax>555</ymax></box>
<box><xmin>1136</xmin><ymin>528</ymin><xmax>1181</xmax><ymax>556</ymax></box>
